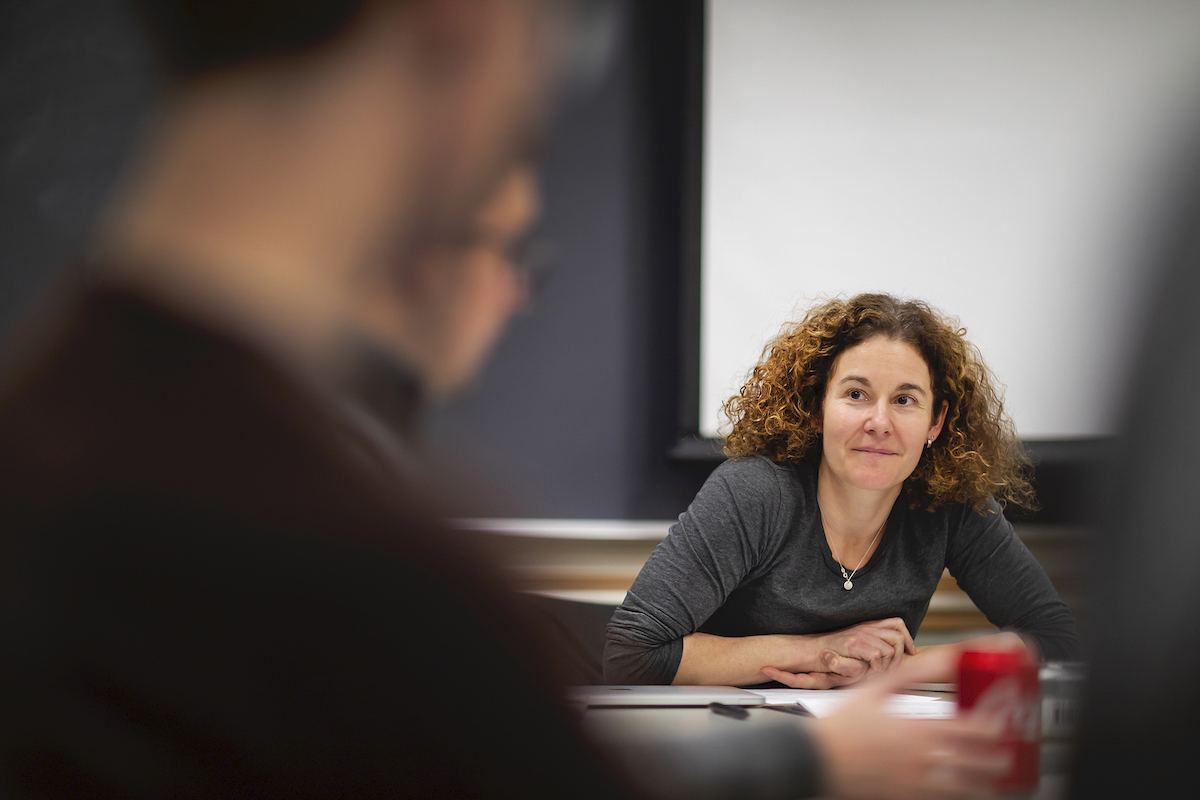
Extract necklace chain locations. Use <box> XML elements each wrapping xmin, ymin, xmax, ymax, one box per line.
<box><xmin>825</xmin><ymin>514</ymin><xmax>886</xmax><ymax>591</ymax></box>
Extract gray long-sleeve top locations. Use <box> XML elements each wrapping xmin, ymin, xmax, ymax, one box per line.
<box><xmin>605</xmin><ymin>456</ymin><xmax>1080</xmax><ymax>685</ymax></box>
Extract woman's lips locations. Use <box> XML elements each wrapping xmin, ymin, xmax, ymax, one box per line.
<box><xmin>854</xmin><ymin>447</ymin><xmax>897</xmax><ymax>456</ymax></box>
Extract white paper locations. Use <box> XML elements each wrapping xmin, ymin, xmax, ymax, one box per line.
<box><xmin>750</xmin><ymin>688</ymin><xmax>956</xmax><ymax>719</ymax></box>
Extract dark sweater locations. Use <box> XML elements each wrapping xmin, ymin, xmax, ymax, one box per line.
<box><xmin>0</xmin><ymin>282</ymin><xmax>634</xmax><ymax>799</ymax></box>
<box><xmin>605</xmin><ymin>456</ymin><xmax>1080</xmax><ymax>685</ymax></box>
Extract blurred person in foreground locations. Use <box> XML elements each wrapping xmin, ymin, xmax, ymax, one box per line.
<box><xmin>1068</xmin><ymin>116</ymin><xmax>1200</xmax><ymax>795</ymax></box>
<box><xmin>0</xmin><ymin>1</ymin><xmax>1005</xmax><ymax>798</ymax></box>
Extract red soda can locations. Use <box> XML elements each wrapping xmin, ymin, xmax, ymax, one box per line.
<box><xmin>957</xmin><ymin>648</ymin><xmax>1040</xmax><ymax>793</ymax></box>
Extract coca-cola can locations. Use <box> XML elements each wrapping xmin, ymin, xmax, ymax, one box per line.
<box><xmin>957</xmin><ymin>648</ymin><xmax>1040</xmax><ymax>793</ymax></box>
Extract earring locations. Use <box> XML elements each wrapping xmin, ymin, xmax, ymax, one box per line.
<box><xmin>926</xmin><ymin>438</ymin><xmax>933</xmax><ymax>448</ymax></box>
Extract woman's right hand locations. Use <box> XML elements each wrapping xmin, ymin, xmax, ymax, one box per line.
<box><xmin>761</xmin><ymin>618</ymin><xmax>916</xmax><ymax>687</ymax></box>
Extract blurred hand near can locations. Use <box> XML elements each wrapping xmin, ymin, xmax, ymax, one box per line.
<box><xmin>810</xmin><ymin>647</ymin><xmax>1009</xmax><ymax>800</ymax></box>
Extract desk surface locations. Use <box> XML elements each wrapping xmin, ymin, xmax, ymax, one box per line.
<box><xmin>576</xmin><ymin>702</ymin><xmax>1074</xmax><ymax>800</ymax></box>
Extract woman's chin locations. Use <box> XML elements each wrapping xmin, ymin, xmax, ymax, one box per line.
<box><xmin>840</xmin><ymin>471</ymin><xmax>906</xmax><ymax>495</ymax></box>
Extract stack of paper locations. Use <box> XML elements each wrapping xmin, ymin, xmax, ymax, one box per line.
<box><xmin>749</xmin><ymin>688</ymin><xmax>956</xmax><ymax>719</ymax></box>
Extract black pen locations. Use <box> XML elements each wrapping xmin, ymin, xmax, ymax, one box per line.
<box><xmin>765</xmin><ymin>703</ymin><xmax>814</xmax><ymax>718</ymax></box>
<box><xmin>708</xmin><ymin>702</ymin><xmax>750</xmax><ymax>720</ymax></box>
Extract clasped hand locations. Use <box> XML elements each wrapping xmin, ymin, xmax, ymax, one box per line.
<box><xmin>760</xmin><ymin>618</ymin><xmax>917</xmax><ymax>688</ymax></box>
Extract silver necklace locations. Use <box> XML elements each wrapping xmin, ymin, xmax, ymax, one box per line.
<box><xmin>825</xmin><ymin>516</ymin><xmax>886</xmax><ymax>591</ymax></box>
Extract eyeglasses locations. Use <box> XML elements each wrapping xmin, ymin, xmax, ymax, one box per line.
<box><xmin>506</xmin><ymin>235</ymin><xmax>556</xmax><ymax>302</ymax></box>
<box><xmin>449</xmin><ymin>227</ymin><xmax>557</xmax><ymax>306</ymax></box>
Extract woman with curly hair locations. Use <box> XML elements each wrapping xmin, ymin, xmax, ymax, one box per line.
<box><xmin>605</xmin><ymin>293</ymin><xmax>1080</xmax><ymax>686</ymax></box>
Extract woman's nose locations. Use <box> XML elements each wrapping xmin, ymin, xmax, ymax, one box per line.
<box><xmin>864</xmin><ymin>401</ymin><xmax>892</xmax><ymax>433</ymax></box>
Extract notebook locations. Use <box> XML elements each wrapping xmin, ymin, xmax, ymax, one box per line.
<box><xmin>567</xmin><ymin>685</ymin><xmax>766</xmax><ymax>707</ymax></box>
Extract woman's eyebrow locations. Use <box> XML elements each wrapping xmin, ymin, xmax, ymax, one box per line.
<box><xmin>838</xmin><ymin>376</ymin><xmax>928</xmax><ymax>396</ymax></box>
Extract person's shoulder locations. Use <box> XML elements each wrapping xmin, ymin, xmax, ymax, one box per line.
<box><xmin>708</xmin><ymin>455</ymin><xmax>815</xmax><ymax>513</ymax></box>
<box><xmin>953</xmin><ymin>495</ymin><xmax>1006</xmax><ymax>522</ymax></box>
<box><xmin>712</xmin><ymin>454</ymin><xmax>810</xmax><ymax>486</ymax></box>
<box><xmin>931</xmin><ymin>495</ymin><xmax>1011</xmax><ymax>541</ymax></box>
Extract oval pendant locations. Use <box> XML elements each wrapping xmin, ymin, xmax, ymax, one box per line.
<box><xmin>843</xmin><ymin>579</ymin><xmax>853</xmax><ymax>591</ymax></box>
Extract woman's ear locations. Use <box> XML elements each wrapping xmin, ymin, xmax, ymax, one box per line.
<box><xmin>928</xmin><ymin>399</ymin><xmax>948</xmax><ymax>442</ymax></box>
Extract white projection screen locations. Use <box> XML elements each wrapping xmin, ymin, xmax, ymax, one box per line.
<box><xmin>699</xmin><ymin>0</ymin><xmax>1200</xmax><ymax>440</ymax></box>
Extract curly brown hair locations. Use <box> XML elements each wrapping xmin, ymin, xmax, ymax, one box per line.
<box><xmin>722</xmin><ymin>293</ymin><xmax>1035</xmax><ymax>513</ymax></box>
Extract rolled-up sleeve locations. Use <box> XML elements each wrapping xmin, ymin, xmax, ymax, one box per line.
<box><xmin>604</xmin><ymin>458</ymin><xmax>782</xmax><ymax>684</ymax></box>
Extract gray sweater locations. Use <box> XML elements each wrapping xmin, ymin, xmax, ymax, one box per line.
<box><xmin>605</xmin><ymin>456</ymin><xmax>1080</xmax><ymax>685</ymax></box>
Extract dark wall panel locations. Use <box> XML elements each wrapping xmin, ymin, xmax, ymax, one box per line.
<box><xmin>421</xmin><ymin>0</ymin><xmax>714</xmax><ymax>521</ymax></box>
<box><xmin>0</xmin><ymin>0</ymin><xmax>156</xmax><ymax>334</ymax></box>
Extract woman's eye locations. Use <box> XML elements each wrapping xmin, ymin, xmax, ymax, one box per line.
<box><xmin>896</xmin><ymin>395</ymin><xmax>915</xmax><ymax>406</ymax></box>
<box><xmin>848</xmin><ymin>389</ymin><xmax>865</xmax><ymax>400</ymax></box>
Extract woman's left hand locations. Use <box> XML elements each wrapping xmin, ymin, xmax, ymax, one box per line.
<box><xmin>813</xmin><ymin>617</ymin><xmax>916</xmax><ymax>676</ymax></box>
<box><xmin>761</xmin><ymin>649</ymin><xmax>872</xmax><ymax>687</ymax></box>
